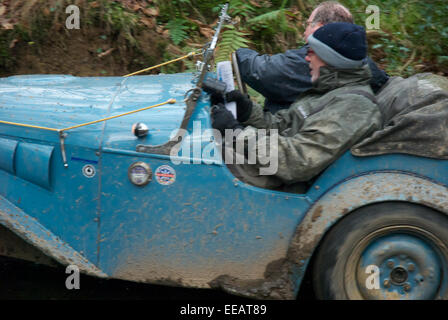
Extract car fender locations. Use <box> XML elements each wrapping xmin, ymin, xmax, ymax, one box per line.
<box><xmin>0</xmin><ymin>194</ymin><xmax>107</xmax><ymax>278</ymax></box>
<box><xmin>288</xmin><ymin>171</ymin><xmax>448</xmax><ymax>295</ymax></box>
<box><xmin>212</xmin><ymin>171</ymin><xmax>448</xmax><ymax>300</ymax></box>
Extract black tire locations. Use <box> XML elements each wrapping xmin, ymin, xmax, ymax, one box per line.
<box><xmin>313</xmin><ymin>202</ymin><xmax>448</xmax><ymax>300</ymax></box>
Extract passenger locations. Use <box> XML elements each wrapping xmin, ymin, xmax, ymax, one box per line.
<box><xmin>235</xmin><ymin>1</ymin><xmax>389</xmax><ymax>113</ymax></box>
<box><xmin>210</xmin><ymin>22</ymin><xmax>382</xmax><ymax>188</ymax></box>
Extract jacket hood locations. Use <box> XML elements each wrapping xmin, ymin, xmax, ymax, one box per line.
<box><xmin>311</xmin><ymin>64</ymin><xmax>372</xmax><ymax>94</ymax></box>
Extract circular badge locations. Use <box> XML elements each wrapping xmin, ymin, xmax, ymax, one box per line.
<box><xmin>82</xmin><ymin>164</ymin><xmax>96</xmax><ymax>178</ymax></box>
<box><xmin>155</xmin><ymin>165</ymin><xmax>176</xmax><ymax>186</ymax></box>
<box><xmin>128</xmin><ymin>162</ymin><xmax>152</xmax><ymax>187</ymax></box>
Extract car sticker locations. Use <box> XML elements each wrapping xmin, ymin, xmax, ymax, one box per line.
<box><xmin>155</xmin><ymin>165</ymin><xmax>176</xmax><ymax>186</ymax></box>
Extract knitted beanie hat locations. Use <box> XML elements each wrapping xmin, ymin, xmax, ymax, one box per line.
<box><xmin>307</xmin><ymin>22</ymin><xmax>367</xmax><ymax>69</ymax></box>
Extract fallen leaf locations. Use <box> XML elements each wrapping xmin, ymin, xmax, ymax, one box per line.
<box><xmin>90</xmin><ymin>1</ymin><xmax>100</xmax><ymax>8</ymax></box>
<box><xmin>0</xmin><ymin>18</ymin><xmax>13</xmax><ymax>30</ymax></box>
<box><xmin>0</xmin><ymin>5</ymin><xmax>6</xmax><ymax>16</ymax></box>
<box><xmin>185</xmin><ymin>41</ymin><xmax>204</xmax><ymax>48</ymax></box>
<box><xmin>187</xmin><ymin>18</ymin><xmax>206</xmax><ymax>27</ymax></box>
<box><xmin>52</xmin><ymin>22</ymin><xmax>63</xmax><ymax>32</ymax></box>
<box><xmin>166</xmin><ymin>44</ymin><xmax>184</xmax><ymax>55</ymax></box>
<box><xmin>249</xmin><ymin>0</ymin><xmax>261</xmax><ymax>7</ymax></box>
<box><xmin>9</xmin><ymin>38</ymin><xmax>18</xmax><ymax>49</ymax></box>
<box><xmin>209</xmin><ymin>18</ymin><xmax>219</xmax><ymax>28</ymax></box>
<box><xmin>126</xmin><ymin>3</ymin><xmax>143</xmax><ymax>12</ymax></box>
<box><xmin>142</xmin><ymin>7</ymin><xmax>159</xmax><ymax>16</ymax></box>
<box><xmin>140</xmin><ymin>17</ymin><xmax>155</xmax><ymax>29</ymax></box>
<box><xmin>98</xmin><ymin>48</ymin><xmax>115</xmax><ymax>58</ymax></box>
<box><xmin>199</xmin><ymin>27</ymin><xmax>214</xmax><ymax>39</ymax></box>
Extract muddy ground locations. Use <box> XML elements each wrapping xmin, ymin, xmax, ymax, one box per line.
<box><xmin>0</xmin><ymin>256</ymin><xmax>241</xmax><ymax>300</ymax></box>
<box><xmin>0</xmin><ymin>256</ymin><xmax>315</xmax><ymax>300</ymax></box>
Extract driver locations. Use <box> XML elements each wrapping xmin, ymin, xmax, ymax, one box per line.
<box><xmin>210</xmin><ymin>22</ymin><xmax>382</xmax><ymax>187</ymax></box>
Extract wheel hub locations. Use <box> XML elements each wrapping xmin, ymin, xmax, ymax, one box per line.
<box><xmin>390</xmin><ymin>266</ymin><xmax>408</xmax><ymax>285</ymax></box>
<box><xmin>347</xmin><ymin>226</ymin><xmax>447</xmax><ymax>300</ymax></box>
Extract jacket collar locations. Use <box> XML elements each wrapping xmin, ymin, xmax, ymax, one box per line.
<box><xmin>310</xmin><ymin>64</ymin><xmax>372</xmax><ymax>94</ymax></box>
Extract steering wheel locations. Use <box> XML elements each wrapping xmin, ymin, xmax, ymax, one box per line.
<box><xmin>231</xmin><ymin>52</ymin><xmax>248</xmax><ymax>94</ymax></box>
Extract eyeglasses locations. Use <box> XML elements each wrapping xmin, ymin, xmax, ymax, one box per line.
<box><xmin>305</xmin><ymin>20</ymin><xmax>314</xmax><ymax>28</ymax></box>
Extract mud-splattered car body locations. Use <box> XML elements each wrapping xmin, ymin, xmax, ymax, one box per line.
<box><xmin>0</xmin><ymin>72</ymin><xmax>447</xmax><ymax>300</ymax></box>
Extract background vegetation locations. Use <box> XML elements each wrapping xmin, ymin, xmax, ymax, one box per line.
<box><xmin>0</xmin><ymin>0</ymin><xmax>447</xmax><ymax>78</ymax></box>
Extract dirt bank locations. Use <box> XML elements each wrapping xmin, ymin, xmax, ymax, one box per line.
<box><xmin>0</xmin><ymin>0</ymin><xmax>187</xmax><ymax>77</ymax></box>
<box><xmin>3</xmin><ymin>27</ymin><xmax>167</xmax><ymax>77</ymax></box>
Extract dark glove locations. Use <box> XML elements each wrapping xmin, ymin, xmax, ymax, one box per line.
<box><xmin>202</xmin><ymin>78</ymin><xmax>227</xmax><ymax>105</ymax></box>
<box><xmin>226</xmin><ymin>90</ymin><xmax>253</xmax><ymax>122</ymax></box>
<box><xmin>211</xmin><ymin>103</ymin><xmax>243</xmax><ymax>134</ymax></box>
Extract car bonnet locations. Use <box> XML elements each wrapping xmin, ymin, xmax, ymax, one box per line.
<box><xmin>0</xmin><ymin>73</ymin><xmax>195</xmax><ymax>151</ymax></box>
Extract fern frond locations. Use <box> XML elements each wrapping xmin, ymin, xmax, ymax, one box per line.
<box><xmin>248</xmin><ymin>9</ymin><xmax>285</xmax><ymax>24</ymax></box>
<box><xmin>216</xmin><ymin>25</ymin><xmax>252</xmax><ymax>63</ymax></box>
<box><xmin>166</xmin><ymin>19</ymin><xmax>189</xmax><ymax>45</ymax></box>
<box><xmin>229</xmin><ymin>0</ymin><xmax>256</xmax><ymax>17</ymax></box>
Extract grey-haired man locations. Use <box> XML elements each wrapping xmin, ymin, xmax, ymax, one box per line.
<box><xmin>236</xmin><ymin>1</ymin><xmax>389</xmax><ymax>113</ymax></box>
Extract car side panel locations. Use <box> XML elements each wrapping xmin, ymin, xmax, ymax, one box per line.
<box><xmin>97</xmin><ymin>150</ymin><xmax>310</xmax><ymax>287</ymax></box>
<box><xmin>0</xmin><ymin>136</ymin><xmax>101</xmax><ymax>264</ymax></box>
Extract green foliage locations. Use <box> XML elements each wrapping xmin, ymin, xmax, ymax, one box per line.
<box><xmin>102</xmin><ymin>1</ymin><xmax>139</xmax><ymax>45</ymax></box>
<box><xmin>166</xmin><ymin>19</ymin><xmax>189</xmax><ymax>45</ymax></box>
<box><xmin>338</xmin><ymin>0</ymin><xmax>448</xmax><ymax>75</ymax></box>
<box><xmin>247</xmin><ymin>0</ymin><xmax>289</xmax><ymax>30</ymax></box>
<box><xmin>228</xmin><ymin>0</ymin><xmax>256</xmax><ymax>18</ymax></box>
<box><xmin>232</xmin><ymin>0</ymin><xmax>300</xmax><ymax>53</ymax></box>
<box><xmin>214</xmin><ymin>1</ymin><xmax>254</xmax><ymax>62</ymax></box>
<box><xmin>214</xmin><ymin>0</ymin><xmax>296</xmax><ymax>62</ymax></box>
<box><xmin>0</xmin><ymin>31</ymin><xmax>15</xmax><ymax>72</ymax></box>
<box><xmin>0</xmin><ymin>2</ymin><xmax>55</xmax><ymax>72</ymax></box>
<box><xmin>155</xmin><ymin>0</ymin><xmax>192</xmax><ymax>22</ymax></box>
<box><xmin>1</xmin><ymin>0</ymin><xmax>446</xmax><ymax>77</ymax></box>
<box><xmin>216</xmin><ymin>25</ymin><xmax>251</xmax><ymax>62</ymax></box>
<box><xmin>248</xmin><ymin>9</ymin><xmax>286</xmax><ymax>25</ymax></box>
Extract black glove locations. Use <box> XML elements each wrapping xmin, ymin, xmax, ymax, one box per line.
<box><xmin>211</xmin><ymin>103</ymin><xmax>243</xmax><ymax>134</ymax></box>
<box><xmin>202</xmin><ymin>78</ymin><xmax>227</xmax><ymax>105</ymax></box>
<box><xmin>226</xmin><ymin>90</ymin><xmax>253</xmax><ymax>122</ymax></box>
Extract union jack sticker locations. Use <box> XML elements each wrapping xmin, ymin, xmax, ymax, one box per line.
<box><xmin>155</xmin><ymin>165</ymin><xmax>176</xmax><ymax>186</ymax></box>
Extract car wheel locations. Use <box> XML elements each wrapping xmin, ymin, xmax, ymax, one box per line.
<box><xmin>312</xmin><ymin>202</ymin><xmax>448</xmax><ymax>300</ymax></box>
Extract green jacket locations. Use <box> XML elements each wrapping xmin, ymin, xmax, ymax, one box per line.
<box><xmin>238</xmin><ymin>64</ymin><xmax>382</xmax><ymax>184</ymax></box>
<box><xmin>352</xmin><ymin>73</ymin><xmax>448</xmax><ymax>159</ymax></box>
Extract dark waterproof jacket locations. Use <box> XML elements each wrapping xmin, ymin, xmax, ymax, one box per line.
<box><xmin>352</xmin><ymin>73</ymin><xmax>448</xmax><ymax>159</ymax></box>
<box><xmin>236</xmin><ymin>47</ymin><xmax>389</xmax><ymax>113</ymax></box>
<box><xmin>236</xmin><ymin>65</ymin><xmax>382</xmax><ymax>184</ymax></box>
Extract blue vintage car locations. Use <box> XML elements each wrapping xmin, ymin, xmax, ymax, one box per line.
<box><xmin>0</xmin><ymin>7</ymin><xmax>448</xmax><ymax>300</ymax></box>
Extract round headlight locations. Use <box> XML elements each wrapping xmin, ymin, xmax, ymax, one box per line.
<box><xmin>128</xmin><ymin>162</ymin><xmax>152</xmax><ymax>186</ymax></box>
